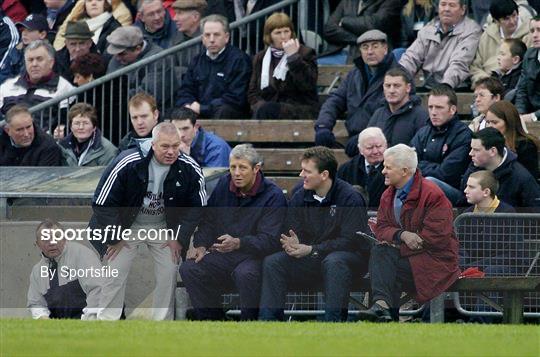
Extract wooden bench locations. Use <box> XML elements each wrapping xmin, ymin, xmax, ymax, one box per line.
<box><xmin>256</xmin><ymin>148</ymin><xmax>349</xmax><ymax>174</ymax></box>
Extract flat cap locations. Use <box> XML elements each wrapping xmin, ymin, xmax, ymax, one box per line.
<box><xmin>106</xmin><ymin>26</ymin><xmax>144</xmax><ymax>55</ymax></box>
<box><xmin>172</xmin><ymin>0</ymin><xmax>207</xmax><ymax>12</ymax></box>
<box><xmin>356</xmin><ymin>29</ymin><xmax>387</xmax><ymax>45</ymax></box>
<box><xmin>65</xmin><ymin>21</ymin><xmax>94</xmax><ymax>40</ymax></box>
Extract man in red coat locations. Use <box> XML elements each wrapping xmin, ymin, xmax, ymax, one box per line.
<box><xmin>358</xmin><ymin>144</ymin><xmax>460</xmax><ymax>322</ymax></box>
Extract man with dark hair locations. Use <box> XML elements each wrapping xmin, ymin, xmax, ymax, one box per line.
<box><xmin>27</xmin><ymin>219</ymin><xmax>103</xmax><ymax>320</ymax></box>
<box><xmin>337</xmin><ymin>127</ymin><xmax>387</xmax><ymax>208</ymax></box>
<box><xmin>515</xmin><ymin>15</ymin><xmax>540</xmax><ymax>123</ymax></box>
<box><xmin>169</xmin><ymin>107</ymin><xmax>230</xmax><ymax>167</ymax></box>
<box><xmin>315</xmin><ymin>29</ymin><xmax>405</xmax><ymax>157</ymax></box>
<box><xmin>469</xmin><ymin>77</ymin><xmax>504</xmax><ymax>132</ymax></box>
<box><xmin>492</xmin><ymin>38</ymin><xmax>527</xmax><ymax>95</ymax></box>
<box><xmin>322</xmin><ymin>0</ymin><xmax>403</xmax><ymax>62</ymax></box>
<box><xmin>92</xmin><ymin>122</ymin><xmax>206</xmax><ymax>320</ymax></box>
<box><xmin>367</xmin><ymin>67</ymin><xmax>429</xmax><ymax>147</ymax></box>
<box><xmin>399</xmin><ymin>0</ymin><xmax>482</xmax><ymax>88</ymax></box>
<box><xmin>409</xmin><ymin>85</ymin><xmax>472</xmax><ymax>205</ymax></box>
<box><xmin>135</xmin><ymin>0</ymin><xmax>177</xmax><ymax>49</ymax></box>
<box><xmin>461</xmin><ymin>127</ymin><xmax>540</xmax><ymax>210</ymax></box>
<box><xmin>180</xmin><ymin>144</ymin><xmax>287</xmax><ymax>320</ymax></box>
<box><xmin>0</xmin><ymin>104</ymin><xmax>62</xmax><ymax>166</ymax></box>
<box><xmin>176</xmin><ymin>14</ymin><xmax>252</xmax><ymax>119</ymax></box>
<box><xmin>470</xmin><ymin>0</ymin><xmax>532</xmax><ymax>86</ymax></box>
<box><xmin>259</xmin><ymin>146</ymin><xmax>370</xmax><ymax>322</ymax></box>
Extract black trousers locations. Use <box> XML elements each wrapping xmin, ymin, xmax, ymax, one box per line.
<box><xmin>369</xmin><ymin>244</ymin><xmax>416</xmax><ymax>308</ymax></box>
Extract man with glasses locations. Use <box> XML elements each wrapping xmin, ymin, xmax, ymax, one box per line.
<box><xmin>106</xmin><ymin>26</ymin><xmax>172</xmax><ymax>104</ymax></box>
<box><xmin>135</xmin><ymin>0</ymin><xmax>177</xmax><ymax>49</ymax></box>
<box><xmin>315</xmin><ymin>30</ymin><xmax>405</xmax><ymax>157</ymax></box>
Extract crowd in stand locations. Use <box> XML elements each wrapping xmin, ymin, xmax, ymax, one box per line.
<box><xmin>0</xmin><ymin>0</ymin><xmax>539</xmax><ymax>322</ymax></box>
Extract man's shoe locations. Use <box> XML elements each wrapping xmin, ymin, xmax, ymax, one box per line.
<box><xmin>357</xmin><ymin>302</ymin><xmax>392</xmax><ymax>322</ymax></box>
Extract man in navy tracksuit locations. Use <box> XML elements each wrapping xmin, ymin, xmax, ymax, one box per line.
<box><xmin>180</xmin><ymin>144</ymin><xmax>287</xmax><ymax>320</ymax></box>
<box><xmin>259</xmin><ymin>146</ymin><xmax>370</xmax><ymax>322</ymax></box>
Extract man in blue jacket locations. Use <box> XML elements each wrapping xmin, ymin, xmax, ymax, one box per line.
<box><xmin>314</xmin><ymin>30</ymin><xmax>405</xmax><ymax>157</ymax></box>
<box><xmin>176</xmin><ymin>14</ymin><xmax>252</xmax><ymax>119</ymax></box>
<box><xmin>180</xmin><ymin>144</ymin><xmax>287</xmax><ymax>320</ymax></box>
<box><xmin>409</xmin><ymin>84</ymin><xmax>472</xmax><ymax>205</ymax></box>
<box><xmin>259</xmin><ymin>146</ymin><xmax>370</xmax><ymax>322</ymax></box>
<box><xmin>169</xmin><ymin>107</ymin><xmax>231</xmax><ymax>167</ymax></box>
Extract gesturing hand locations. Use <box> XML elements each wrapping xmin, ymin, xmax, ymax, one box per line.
<box><xmin>212</xmin><ymin>234</ymin><xmax>240</xmax><ymax>253</ymax></box>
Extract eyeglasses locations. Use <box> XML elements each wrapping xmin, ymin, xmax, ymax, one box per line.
<box><xmin>360</xmin><ymin>42</ymin><xmax>383</xmax><ymax>51</ymax></box>
<box><xmin>72</xmin><ymin>121</ymin><xmax>93</xmax><ymax>128</ymax></box>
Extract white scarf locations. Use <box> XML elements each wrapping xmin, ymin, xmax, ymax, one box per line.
<box><xmin>85</xmin><ymin>12</ymin><xmax>112</xmax><ymax>45</ymax></box>
<box><xmin>260</xmin><ymin>47</ymin><xmax>289</xmax><ymax>90</ymax></box>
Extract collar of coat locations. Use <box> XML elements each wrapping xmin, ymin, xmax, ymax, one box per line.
<box><xmin>16</xmin><ymin>71</ymin><xmax>59</xmax><ymax>90</ymax></box>
<box><xmin>386</xmin><ymin>170</ymin><xmax>424</xmax><ymax>206</ymax></box>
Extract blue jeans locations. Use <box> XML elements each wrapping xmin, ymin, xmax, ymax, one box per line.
<box><xmin>425</xmin><ymin>176</ymin><xmax>464</xmax><ymax>206</ymax></box>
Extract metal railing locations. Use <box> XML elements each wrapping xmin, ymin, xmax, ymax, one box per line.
<box><xmin>29</xmin><ymin>0</ymin><xmax>328</xmax><ymax>144</ymax></box>
<box><xmin>453</xmin><ymin>212</ymin><xmax>540</xmax><ymax>318</ymax></box>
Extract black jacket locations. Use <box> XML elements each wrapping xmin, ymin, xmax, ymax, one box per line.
<box><xmin>89</xmin><ymin>148</ymin><xmax>206</xmax><ymax>254</ymax></box>
<box><xmin>410</xmin><ymin>115</ymin><xmax>472</xmax><ymax>189</ymax></box>
<box><xmin>491</xmin><ymin>63</ymin><xmax>522</xmax><ymax>97</ymax></box>
<box><xmin>515</xmin><ymin>47</ymin><xmax>540</xmax><ymax>117</ymax></box>
<box><xmin>0</xmin><ymin>123</ymin><xmax>62</xmax><ymax>166</ymax></box>
<box><xmin>54</xmin><ymin>43</ymin><xmax>101</xmax><ymax>84</ymax></box>
<box><xmin>176</xmin><ymin>44</ymin><xmax>252</xmax><ymax>118</ymax></box>
<box><xmin>193</xmin><ymin>172</ymin><xmax>287</xmax><ymax>257</ymax></box>
<box><xmin>461</xmin><ymin>149</ymin><xmax>540</xmax><ymax>211</ymax></box>
<box><xmin>367</xmin><ymin>95</ymin><xmax>429</xmax><ymax>147</ymax></box>
<box><xmin>336</xmin><ymin>155</ymin><xmax>385</xmax><ymax>209</ymax></box>
<box><xmin>287</xmin><ymin>178</ymin><xmax>370</xmax><ymax>256</ymax></box>
<box><xmin>95</xmin><ymin>16</ymin><xmax>121</xmax><ymax>54</ymax></box>
<box><xmin>315</xmin><ymin>52</ymin><xmax>403</xmax><ymax>136</ymax></box>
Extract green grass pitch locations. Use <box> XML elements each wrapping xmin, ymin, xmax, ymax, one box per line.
<box><xmin>1</xmin><ymin>319</ymin><xmax>539</xmax><ymax>356</ymax></box>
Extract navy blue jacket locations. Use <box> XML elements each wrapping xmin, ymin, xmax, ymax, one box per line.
<box><xmin>315</xmin><ymin>52</ymin><xmax>403</xmax><ymax>136</ymax></box>
<box><xmin>176</xmin><ymin>44</ymin><xmax>252</xmax><ymax>118</ymax></box>
<box><xmin>193</xmin><ymin>172</ymin><xmax>287</xmax><ymax>257</ymax></box>
<box><xmin>367</xmin><ymin>95</ymin><xmax>429</xmax><ymax>147</ymax></box>
<box><xmin>410</xmin><ymin>115</ymin><xmax>472</xmax><ymax>189</ymax></box>
<box><xmin>89</xmin><ymin>148</ymin><xmax>206</xmax><ymax>254</ymax></box>
<box><xmin>0</xmin><ymin>12</ymin><xmax>19</xmax><ymax>84</ymax></box>
<box><xmin>190</xmin><ymin>128</ymin><xmax>231</xmax><ymax>167</ymax></box>
<box><xmin>336</xmin><ymin>156</ymin><xmax>386</xmax><ymax>209</ymax></box>
<box><xmin>515</xmin><ymin>47</ymin><xmax>540</xmax><ymax>118</ymax></box>
<box><xmin>287</xmin><ymin>178</ymin><xmax>369</xmax><ymax>255</ymax></box>
<box><xmin>460</xmin><ymin>149</ymin><xmax>540</xmax><ymax>211</ymax></box>
<box><xmin>135</xmin><ymin>10</ymin><xmax>178</xmax><ymax>49</ymax></box>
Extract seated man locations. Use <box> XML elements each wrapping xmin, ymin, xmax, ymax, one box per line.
<box><xmin>106</xmin><ymin>26</ymin><xmax>171</xmax><ymax>104</ymax></box>
<box><xmin>10</xmin><ymin>14</ymin><xmax>49</xmax><ymax>77</ymax></box>
<box><xmin>54</xmin><ymin>21</ymin><xmax>102</xmax><ymax>84</ymax></box>
<box><xmin>399</xmin><ymin>0</ymin><xmax>482</xmax><ymax>89</ymax></box>
<box><xmin>464</xmin><ymin>170</ymin><xmax>515</xmax><ymax>213</ymax></box>
<box><xmin>259</xmin><ymin>146</ymin><xmax>370</xmax><ymax>322</ymax></box>
<box><xmin>92</xmin><ymin>122</ymin><xmax>206</xmax><ymax>320</ymax></box>
<box><xmin>169</xmin><ymin>107</ymin><xmax>230</xmax><ymax>167</ymax></box>
<box><xmin>322</xmin><ymin>0</ymin><xmax>402</xmax><ymax>62</ymax></box>
<box><xmin>469</xmin><ymin>77</ymin><xmax>504</xmax><ymax>132</ymax></box>
<box><xmin>462</xmin><ymin>127</ymin><xmax>540</xmax><ymax>210</ymax></box>
<box><xmin>27</xmin><ymin>219</ymin><xmax>102</xmax><ymax>320</ymax></box>
<box><xmin>315</xmin><ymin>30</ymin><xmax>403</xmax><ymax>157</ymax></box>
<box><xmin>180</xmin><ymin>144</ymin><xmax>287</xmax><ymax>320</ymax></box>
<box><xmin>337</xmin><ymin>127</ymin><xmax>387</xmax><ymax>209</ymax></box>
<box><xmin>175</xmin><ymin>14</ymin><xmax>252</xmax><ymax>119</ymax></box>
<box><xmin>410</xmin><ymin>85</ymin><xmax>472</xmax><ymax>205</ymax></box>
<box><xmin>119</xmin><ymin>92</ymin><xmax>160</xmax><ymax>151</ymax></box>
<box><xmin>0</xmin><ymin>39</ymin><xmax>74</xmax><ymax>128</ymax></box>
<box><xmin>358</xmin><ymin>144</ymin><xmax>460</xmax><ymax>322</ymax></box>
<box><xmin>367</xmin><ymin>67</ymin><xmax>429</xmax><ymax>147</ymax></box>
<box><xmin>491</xmin><ymin>38</ymin><xmax>527</xmax><ymax>96</ymax></box>
<box><xmin>0</xmin><ymin>105</ymin><xmax>62</xmax><ymax>166</ymax></box>
<box><xmin>470</xmin><ymin>0</ymin><xmax>532</xmax><ymax>86</ymax></box>
<box><xmin>515</xmin><ymin>16</ymin><xmax>540</xmax><ymax>123</ymax></box>
<box><xmin>135</xmin><ymin>0</ymin><xmax>177</xmax><ymax>49</ymax></box>
<box><xmin>171</xmin><ymin>0</ymin><xmax>206</xmax><ymax>67</ymax></box>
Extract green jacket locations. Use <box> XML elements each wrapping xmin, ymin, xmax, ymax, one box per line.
<box><xmin>59</xmin><ymin>130</ymin><xmax>118</xmax><ymax>167</ymax></box>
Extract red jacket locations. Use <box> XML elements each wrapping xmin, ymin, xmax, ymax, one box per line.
<box><xmin>2</xmin><ymin>0</ymin><xmax>27</xmax><ymax>22</ymax></box>
<box><xmin>373</xmin><ymin>171</ymin><xmax>460</xmax><ymax>303</ymax></box>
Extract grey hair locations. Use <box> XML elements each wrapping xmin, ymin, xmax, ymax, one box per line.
<box><xmin>358</xmin><ymin>127</ymin><xmax>387</xmax><ymax>148</ymax></box>
<box><xmin>25</xmin><ymin>40</ymin><xmax>55</xmax><ymax>59</ymax></box>
<box><xmin>383</xmin><ymin>144</ymin><xmax>417</xmax><ymax>174</ymax></box>
<box><xmin>152</xmin><ymin>122</ymin><xmax>179</xmax><ymax>141</ymax></box>
<box><xmin>201</xmin><ymin>14</ymin><xmax>229</xmax><ymax>33</ymax></box>
<box><xmin>137</xmin><ymin>0</ymin><xmax>162</xmax><ymax>13</ymax></box>
<box><xmin>230</xmin><ymin>144</ymin><xmax>262</xmax><ymax>167</ymax></box>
